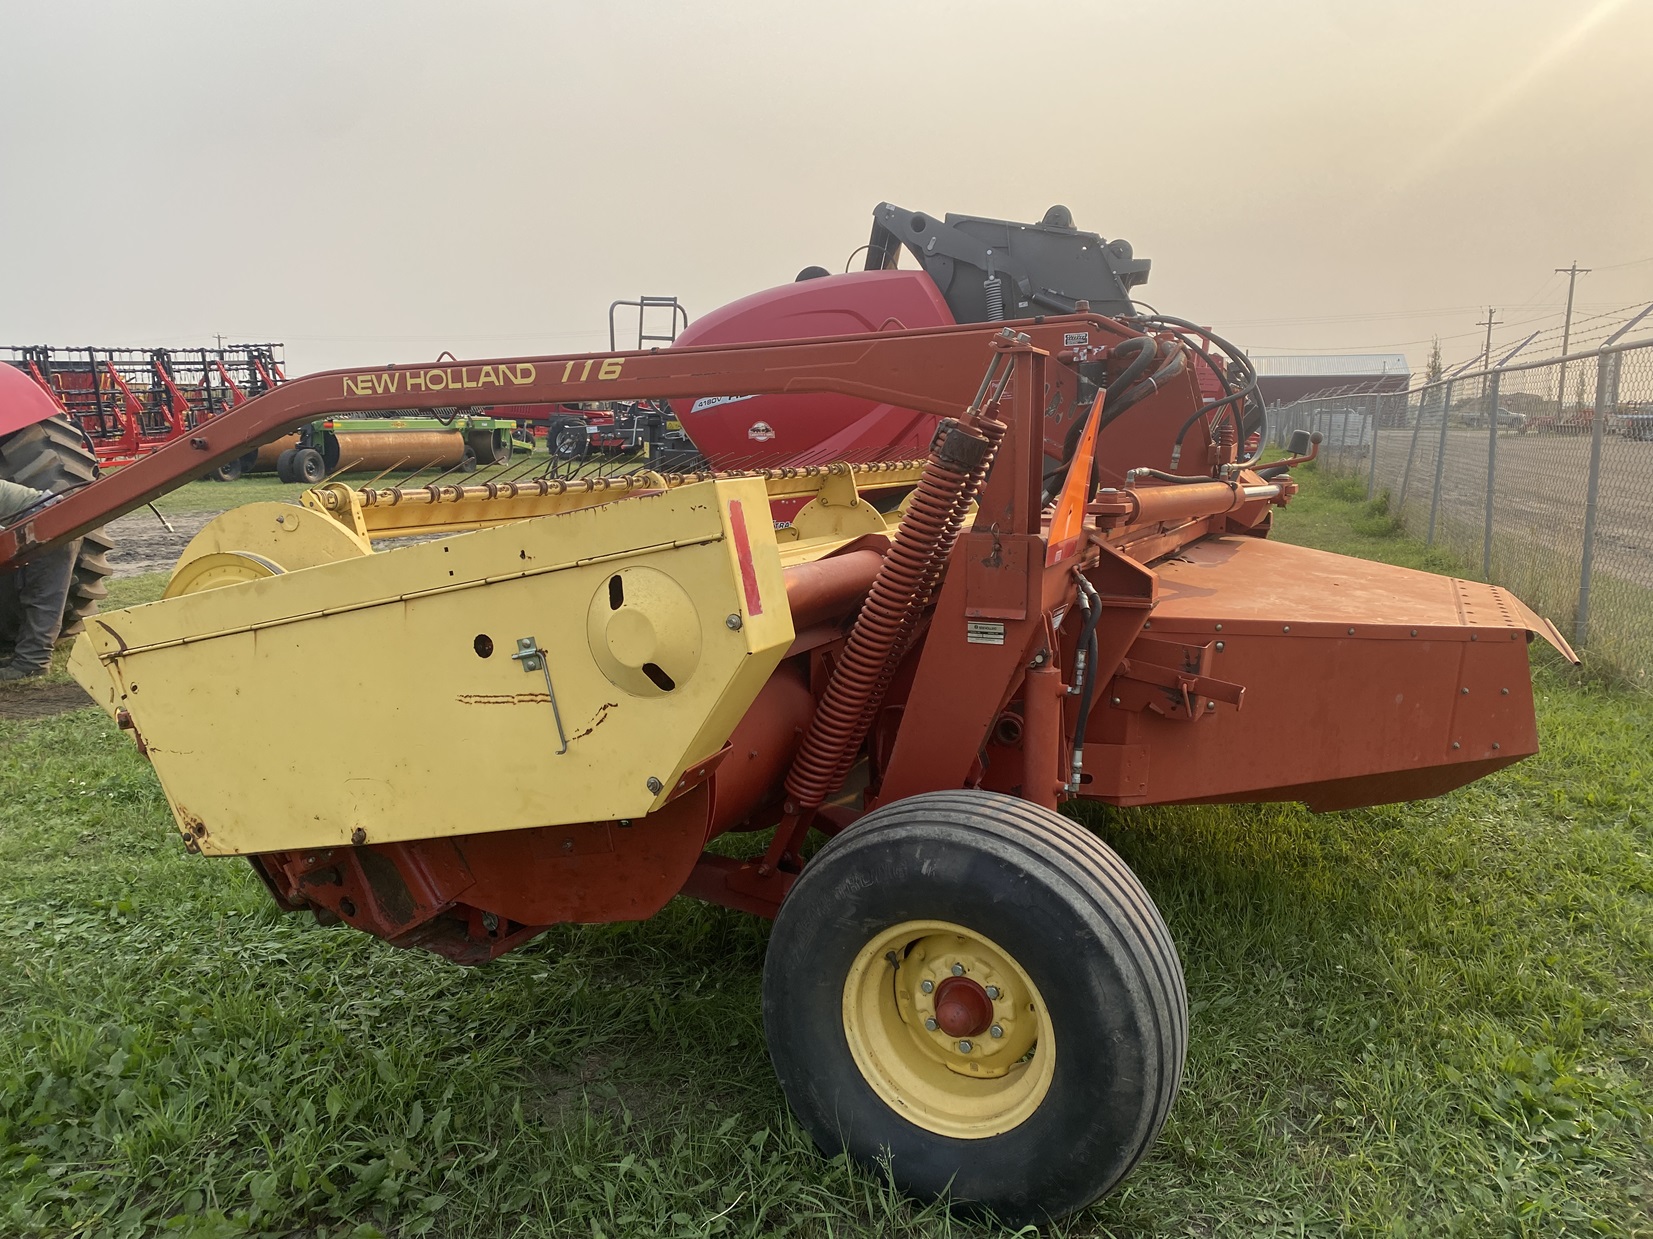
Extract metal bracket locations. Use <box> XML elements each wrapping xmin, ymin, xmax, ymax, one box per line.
<box><xmin>513</xmin><ymin>636</ymin><xmax>569</xmax><ymax>754</ymax></box>
<box><xmin>1108</xmin><ymin>637</ymin><xmax>1245</xmax><ymax>721</ymax></box>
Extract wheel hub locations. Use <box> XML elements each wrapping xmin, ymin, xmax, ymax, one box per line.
<box><xmin>841</xmin><ymin>919</ymin><xmax>1054</xmax><ymax>1140</ymax></box>
<box><xmin>932</xmin><ymin>975</ymin><xmax>993</xmax><ymax>1037</ymax></box>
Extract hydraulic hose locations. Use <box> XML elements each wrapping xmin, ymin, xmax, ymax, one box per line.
<box><xmin>1087</xmin><ymin>349</ymin><xmax>1188</xmax><ymax>497</ymax></box>
<box><xmin>1068</xmin><ymin>574</ymin><xmax>1104</xmax><ymax>791</ymax></box>
<box><xmin>1126</xmin><ymin>466</ymin><xmax>1219</xmax><ymax>486</ymax></box>
<box><xmin>1043</xmin><ymin>336</ymin><xmax>1160</xmax><ymax>506</ymax></box>
<box><xmin>1129</xmin><ymin>313</ymin><xmax>1266</xmax><ymax>468</ymax></box>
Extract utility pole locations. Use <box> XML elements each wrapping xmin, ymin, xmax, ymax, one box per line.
<box><xmin>1554</xmin><ymin>260</ymin><xmax>1589</xmax><ymax>417</ymax></box>
<box><xmin>1477</xmin><ymin>306</ymin><xmax>1502</xmax><ymax>408</ymax></box>
<box><xmin>1478</xmin><ymin>306</ymin><xmax>1502</xmax><ymax>370</ymax></box>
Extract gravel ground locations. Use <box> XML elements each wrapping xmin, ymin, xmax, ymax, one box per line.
<box><xmin>102</xmin><ymin>509</ymin><xmax>223</xmax><ymax>578</ymax></box>
<box><xmin>1371</xmin><ymin>428</ymin><xmax>1653</xmax><ymax>588</ymax></box>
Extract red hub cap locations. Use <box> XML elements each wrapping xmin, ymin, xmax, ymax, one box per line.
<box><xmin>932</xmin><ymin>975</ymin><xmax>994</xmax><ymax>1037</ymax></box>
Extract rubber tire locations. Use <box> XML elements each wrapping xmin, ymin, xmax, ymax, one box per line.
<box><xmin>550</xmin><ymin>417</ymin><xmax>588</xmax><ymax>462</ymax></box>
<box><xmin>60</xmin><ymin>528</ymin><xmax>113</xmax><ymax>638</ymax></box>
<box><xmin>274</xmin><ymin>448</ymin><xmax>298</xmax><ymax>484</ymax></box>
<box><xmin>291</xmin><ymin>447</ymin><xmax>326</xmax><ymax>484</ymax></box>
<box><xmin>0</xmin><ymin>415</ymin><xmax>114</xmax><ymax>639</ymax></box>
<box><xmin>762</xmin><ymin>790</ymin><xmax>1186</xmax><ymax>1224</ymax></box>
<box><xmin>458</xmin><ymin>445</ymin><xmax>478</xmax><ymax>474</ymax></box>
<box><xmin>205</xmin><ymin>456</ymin><xmax>243</xmax><ymax>483</ymax></box>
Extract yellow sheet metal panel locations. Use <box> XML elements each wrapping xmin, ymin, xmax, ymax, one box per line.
<box><xmin>166</xmin><ymin>502</ymin><xmax>371</xmax><ymax>593</ymax></box>
<box><xmin>72</xmin><ymin>478</ymin><xmax>793</xmax><ymax>857</ymax></box>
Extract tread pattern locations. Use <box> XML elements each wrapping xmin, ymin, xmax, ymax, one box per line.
<box><xmin>813</xmin><ymin>791</ymin><xmax>1187</xmax><ymax>1174</ymax></box>
<box><xmin>769</xmin><ymin>789</ymin><xmax>1188</xmax><ymax>1217</ymax></box>
<box><xmin>0</xmin><ymin>415</ymin><xmax>115</xmax><ymax>638</ymax></box>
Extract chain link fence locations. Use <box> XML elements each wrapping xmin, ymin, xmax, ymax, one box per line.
<box><xmin>1268</xmin><ymin>338</ymin><xmax>1653</xmax><ymax>688</ymax></box>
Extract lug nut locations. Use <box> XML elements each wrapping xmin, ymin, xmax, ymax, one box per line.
<box><xmin>951</xmin><ymin>963</ymin><xmax>964</xmax><ymax>976</ymax></box>
<box><xmin>985</xmin><ymin>985</ymin><xmax>1001</xmax><ymax>999</ymax></box>
<box><xmin>920</xmin><ymin>979</ymin><xmax>934</xmax><ymax>994</ymax></box>
<box><xmin>990</xmin><ymin>1025</ymin><xmax>1004</xmax><ymax>1038</ymax></box>
<box><xmin>958</xmin><ymin>1040</ymin><xmax>973</xmax><ymax>1053</ymax></box>
<box><xmin>924</xmin><ymin>1017</ymin><xmax>938</xmax><ymax>1031</ymax></box>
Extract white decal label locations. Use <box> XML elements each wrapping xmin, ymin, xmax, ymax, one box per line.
<box><xmin>1063</xmin><ymin>331</ymin><xmax>1090</xmax><ymax>348</ymax></box>
<box><xmin>689</xmin><ymin>395</ymin><xmax>757</xmax><ymax>413</ymax></box>
<box><xmin>746</xmin><ymin>421</ymin><xmax>776</xmax><ymax>442</ymax></box>
<box><xmin>966</xmin><ymin>621</ymin><xmax>1006</xmax><ymax>645</ymax></box>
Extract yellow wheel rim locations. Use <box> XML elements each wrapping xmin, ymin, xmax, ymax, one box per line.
<box><xmin>842</xmin><ymin>919</ymin><xmax>1055</xmax><ymax>1139</ymax></box>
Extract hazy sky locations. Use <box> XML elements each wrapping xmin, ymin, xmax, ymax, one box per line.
<box><xmin>3</xmin><ymin>0</ymin><xmax>1650</xmax><ymax>376</ymax></box>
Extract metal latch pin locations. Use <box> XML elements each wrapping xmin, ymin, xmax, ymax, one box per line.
<box><xmin>513</xmin><ymin>636</ymin><xmax>569</xmax><ymax>754</ymax></box>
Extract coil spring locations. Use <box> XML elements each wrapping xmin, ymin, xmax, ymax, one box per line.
<box><xmin>983</xmin><ymin>277</ymin><xmax>1005</xmax><ymax>322</ymax></box>
<box><xmin>784</xmin><ymin>435</ymin><xmax>983</xmax><ymax>810</ymax></box>
<box><xmin>826</xmin><ymin>416</ymin><xmax>1009</xmax><ymax>792</ymax></box>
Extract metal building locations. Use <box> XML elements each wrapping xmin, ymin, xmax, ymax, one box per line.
<box><xmin>1252</xmin><ymin>354</ymin><xmax>1411</xmax><ymax>405</ymax></box>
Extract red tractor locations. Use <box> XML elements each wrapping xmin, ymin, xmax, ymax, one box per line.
<box><xmin>0</xmin><ymin>364</ymin><xmax>113</xmax><ymax>680</ymax></box>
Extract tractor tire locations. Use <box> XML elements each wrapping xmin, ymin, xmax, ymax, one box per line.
<box><xmin>762</xmin><ymin>790</ymin><xmax>1186</xmax><ymax>1224</ymax></box>
<box><xmin>291</xmin><ymin>447</ymin><xmax>326</xmax><ymax>485</ymax></box>
<box><xmin>0</xmin><ymin>415</ymin><xmax>115</xmax><ymax>640</ymax></box>
<box><xmin>458</xmin><ymin>445</ymin><xmax>478</xmax><ymax>474</ymax></box>
<box><xmin>205</xmin><ymin>456</ymin><xmax>244</xmax><ymax>483</ymax></box>
<box><xmin>60</xmin><ymin>528</ymin><xmax>114</xmax><ymax>638</ymax></box>
<box><xmin>550</xmin><ymin>417</ymin><xmax>589</xmax><ymax>463</ymax></box>
<box><xmin>275</xmin><ymin>448</ymin><xmax>299</xmax><ymax>484</ymax></box>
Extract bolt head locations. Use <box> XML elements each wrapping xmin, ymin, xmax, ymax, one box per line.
<box><xmin>951</xmin><ymin>962</ymin><xmax>965</xmax><ymax>976</ymax></box>
<box><xmin>958</xmin><ymin>1040</ymin><xmax>973</xmax><ymax>1053</ymax></box>
<box><xmin>924</xmin><ymin>1017</ymin><xmax>938</xmax><ymax>1031</ymax></box>
<box><xmin>1215</xmin><ymin>641</ymin><xmax>1225</xmax><ymax>652</ymax></box>
<box><xmin>646</xmin><ymin>776</ymin><xmax>663</xmax><ymax>794</ymax></box>
<box><xmin>725</xmin><ymin>613</ymin><xmax>743</xmax><ymax>631</ymax></box>
<box><xmin>990</xmin><ymin>1024</ymin><xmax>1004</xmax><ymax>1038</ymax></box>
<box><xmin>920</xmin><ymin>979</ymin><xmax>934</xmax><ymax>994</ymax></box>
<box><xmin>1206</xmin><ymin>700</ymin><xmax>1216</xmax><ymax>711</ymax></box>
<box><xmin>350</xmin><ymin>827</ymin><xmax>366</xmax><ymax>846</ymax></box>
<box><xmin>1110</xmin><ymin>696</ymin><xmax>1122</xmax><ymax>707</ymax></box>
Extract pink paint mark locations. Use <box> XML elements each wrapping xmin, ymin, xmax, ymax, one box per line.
<box><xmin>728</xmin><ymin>499</ymin><xmax>763</xmax><ymax>616</ymax></box>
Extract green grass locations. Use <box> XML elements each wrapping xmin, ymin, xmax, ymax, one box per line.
<box><xmin>1</xmin><ymin>470</ymin><xmax>1649</xmax><ymax>1236</ymax></box>
<box><xmin>148</xmin><ymin>476</ymin><xmax>313</xmax><ymax>515</ymax></box>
